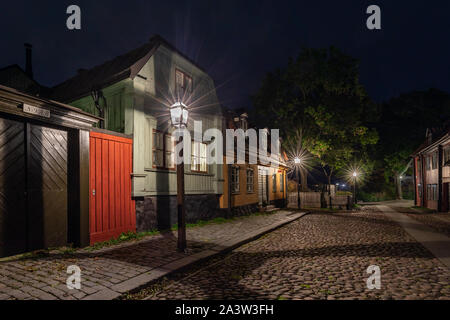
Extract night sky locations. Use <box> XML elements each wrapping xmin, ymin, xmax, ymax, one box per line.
<box><xmin>1</xmin><ymin>0</ymin><xmax>449</xmax><ymax>108</ymax></box>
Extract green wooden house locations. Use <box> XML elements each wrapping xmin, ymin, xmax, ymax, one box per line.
<box><xmin>52</xmin><ymin>35</ymin><xmax>224</xmax><ymax>231</ymax></box>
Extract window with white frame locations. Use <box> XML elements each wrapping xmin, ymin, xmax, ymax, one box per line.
<box><xmin>231</xmin><ymin>166</ymin><xmax>240</xmax><ymax>193</ymax></box>
<box><xmin>152</xmin><ymin>131</ymin><xmax>175</xmax><ymax>169</ymax></box>
<box><xmin>176</xmin><ymin>69</ymin><xmax>193</xmax><ymax>99</ymax></box>
<box><xmin>191</xmin><ymin>141</ymin><xmax>207</xmax><ymax>172</ymax></box>
<box><xmin>246</xmin><ymin>168</ymin><xmax>254</xmax><ymax>193</ymax></box>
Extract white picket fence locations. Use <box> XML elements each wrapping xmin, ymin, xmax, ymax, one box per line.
<box><xmin>288</xmin><ymin>192</ymin><xmax>352</xmax><ymax>209</ymax></box>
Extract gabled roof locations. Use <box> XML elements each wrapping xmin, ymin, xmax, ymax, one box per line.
<box><xmin>51</xmin><ymin>35</ymin><xmax>208</xmax><ymax>103</ymax></box>
<box><xmin>0</xmin><ymin>64</ymin><xmax>49</xmax><ymax>96</ymax></box>
<box><xmin>412</xmin><ymin>126</ymin><xmax>450</xmax><ymax>156</ymax></box>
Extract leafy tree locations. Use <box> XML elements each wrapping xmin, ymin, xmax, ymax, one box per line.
<box><xmin>377</xmin><ymin>89</ymin><xmax>450</xmax><ymax>199</ymax></box>
<box><xmin>252</xmin><ymin>46</ymin><xmax>379</xmax><ymax>189</ymax></box>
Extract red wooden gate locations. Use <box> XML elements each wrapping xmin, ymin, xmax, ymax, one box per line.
<box><xmin>89</xmin><ymin>131</ymin><xmax>135</xmax><ymax>244</ymax></box>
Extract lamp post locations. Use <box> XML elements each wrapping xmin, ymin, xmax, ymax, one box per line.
<box><xmin>352</xmin><ymin>171</ymin><xmax>358</xmax><ymax>205</ymax></box>
<box><xmin>170</xmin><ymin>102</ymin><xmax>189</xmax><ymax>252</ymax></box>
<box><xmin>294</xmin><ymin>157</ymin><xmax>301</xmax><ymax>209</ymax></box>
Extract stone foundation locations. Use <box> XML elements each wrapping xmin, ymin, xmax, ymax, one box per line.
<box><xmin>135</xmin><ymin>194</ymin><xmax>223</xmax><ymax>232</ymax></box>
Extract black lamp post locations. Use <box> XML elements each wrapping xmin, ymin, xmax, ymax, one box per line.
<box><xmin>170</xmin><ymin>102</ymin><xmax>189</xmax><ymax>252</ymax></box>
<box><xmin>294</xmin><ymin>157</ymin><xmax>301</xmax><ymax>209</ymax></box>
<box><xmin>353</xmin><ymin>171</ymin><xmax>358</xmax><ymax>205</ymax></box>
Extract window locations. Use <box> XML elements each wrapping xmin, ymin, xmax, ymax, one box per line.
<box><xmin>165</xmin><ymin>135</ymin><xmax>175</xmax><ymax>169</ymax></box>
<box><xmin>176</xmin><ymin>69</ymin><xmax>193</xmax><ymax>99</ymax></box>
<box><xmin>246</xmin><ymin>169</ymin><xmax>254</xmax><ymax>193</ymax></box>
<box><xmin>272</xmin><ymin>174</ymin><xmax>277</xmax><ymax>193</ymax></box>
<box><xmin>280</xmin><ymin>173</ymin><xmax>284</xmax><ymax>193</ymax></box>
<box><xmin>444</xmin><ymin>147</ymin><xmax>450</xmax><ymax>166</ymax></box>
<box><xmin>432</xmin><ymin>152</ymin><xmax>438</xmax><ymax>170</ymax></box>
<box><xmin>427</xmin><ymin>184</ymin><xmax>438</xmax><ymax>200</ymax></box>
<box><xmin>191</xmin><ymin>141</ymin><xmax>207</xmax><ymax>172</ymax></box>
<box><xmin>152</xmin><ymin>131</ymin><xmax>174</xmax><ymax>169</ymax></box>
<box><xmin>426</xmin><ymin>156</ymin><xmax>431</xmax><ymax>171</ymax></box>
<box><xmin>231</xmin><ymin>166</ymin><xmax>240</xmax><ymax>193</ymax></box>
<box><xmin>417</xmin><ymin>158</ymin><xmax>422</xmax><ymax>175</ymax></box>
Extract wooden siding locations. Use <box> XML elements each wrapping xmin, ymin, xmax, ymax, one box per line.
<box><xmin>220</xmin><ymin>161</ymin><xmax>287</xmax><ymax>209</ymax></box>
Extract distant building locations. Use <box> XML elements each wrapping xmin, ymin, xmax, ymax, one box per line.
<box><xmin>219</xmin><ymin>108</ymin><xmax>288</xmax><ymax>214</ymax></box>
<box><xmin>0</xmin><ymin>44</ymin><xmax>49</xmax><ymax>96</ymax></box>
<box><xmin>412</xmin><ymin>126</ymin><xmax>450</xmax><ymax>211</ymax></box>
<box><xmin>51</xmin><ymin>35</ymin><xmax>224</xmax><ymax>231</ymax></box>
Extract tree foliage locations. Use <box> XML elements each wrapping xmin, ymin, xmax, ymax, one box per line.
<box><xmin>252</xmin><ymin>46</ymin><xmax>379</xmax><ymax>185</ymax></box>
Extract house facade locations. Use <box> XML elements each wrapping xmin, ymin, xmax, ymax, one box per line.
<box><xmin>51</xmin><ymin>35</ymin><xmax>224</xmax><ymax>231</ymax></box>
<box><xmin>219</xmin><ymin>109</ymin><xmax>288</xmax><ymax>215</ymax></box>
<box><xmin>413</xmin><ymin>128</ymin><xmax>450</xmax><ymax>212</ymax></box>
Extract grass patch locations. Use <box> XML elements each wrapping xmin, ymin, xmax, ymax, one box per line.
<box><xmin>86</xmin><ymin>230</ymin><xmax>161</xmax><ymax>251</ymax></box>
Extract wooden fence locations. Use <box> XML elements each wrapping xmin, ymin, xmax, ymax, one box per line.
<box><xmin>288</xmin><ymin>192</ymin><xmax>352</xmax><ymax>209</ymax></box>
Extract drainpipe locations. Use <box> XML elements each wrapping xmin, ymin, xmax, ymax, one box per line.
<box><xmin>91</xmin><ymin>89</ymin><xmax>107</xmax><ymax>129</ymax></box>
<box><xmin>421</xmin><ymin>154</ymin><xmax>426</xmax><ymax>207</ymax></box>
<box><xmin>227</xmin><ymin>164</ymin><xmax>232</xmax><ymax>217</ymax></box>
<box><xmin>413</xmin><ymin>157</ymin><xmax>417</xmax><ymax>206</ymax></box>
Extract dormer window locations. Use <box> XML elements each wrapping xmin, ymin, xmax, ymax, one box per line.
<box><xmin>176</xmin><ymin>69</ymin><xmax>193</xmax><ymax>100</ymax></box>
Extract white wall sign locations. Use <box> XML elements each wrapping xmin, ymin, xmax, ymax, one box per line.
<box><xmin>23</xmin><ymin>104</ymin><xmax>51</xmax><ymax>118</ymax></box>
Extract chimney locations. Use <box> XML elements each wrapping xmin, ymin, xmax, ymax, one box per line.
<box><xmin>24</xmin><ymin>43</ymin><xmax>33</xmax><ymax>79</ymax></box>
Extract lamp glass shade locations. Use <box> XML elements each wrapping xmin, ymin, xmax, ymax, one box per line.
<box><xmin>170</xmin><ymin>102</ymin><xmax>188</xmax><ymax>128</ymax></box>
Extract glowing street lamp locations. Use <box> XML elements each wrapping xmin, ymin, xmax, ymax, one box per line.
<box><xmin>292</xmin><ymin>156</ymin><xmax>303</xmax><ymax>209</ymax></box>
<box><xmin>170</xmin><ymin>102</ymin><xmax>189</xmax><ymax>129</ymax></box>
<box><xmin>170</xmin><ymin>102</ymin><xmax>189</xmax><ymax>252</ymax></box>
<box><xmin>352</xmin><ymin>171</ymin><xmax>358</xmax><ymax>205</ymax></box>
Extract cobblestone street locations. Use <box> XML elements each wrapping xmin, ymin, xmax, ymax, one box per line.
<box><xmin>142</xmin><ymin>205</ymin><xmax>450</xmax><ymax>300</ymax></box>
<box><xmin>0</xmin><ymin>211</ymin><xmax>302</xmax><ymax>300</ymax></box>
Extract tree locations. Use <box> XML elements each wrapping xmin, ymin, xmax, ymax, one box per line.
<box><xmin>252</xmin><ymin>46</ymin><xmax>379</xmax><ymax>189</ymax></box>
<box><xmin>378</xmin><ymin>89</ymin><xmax>450</xmax><ymax>199</ymax></box>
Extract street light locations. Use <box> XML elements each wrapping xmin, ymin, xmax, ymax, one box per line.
<box><xmin>352</xmin><ymin>171</ymin><xmax>358</xmax><ymax>205</ymax></box>
<box><xmin>170</xmin><ymin>102</ymin><xmax>189</xmax><ymax>252</ymax></box>
<box><xmin>170</xmin><ymin>102</ymin><xmax>189</xmax><ymax>129</ymax></box>
<box><xmin>293</xmin><ymin>157</ymin><xmax>302</xmax><ymax>209</ymax></box>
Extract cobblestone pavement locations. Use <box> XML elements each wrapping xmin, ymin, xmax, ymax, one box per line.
<box><xmin>0</xmin><ymin>211</ymin><xmax>298</xmax><ymax>300</ymax></box>
<box><xmin>142</xmin><ymin>206</ymin><xmax>450</xmax><ymax>300</ymax></box>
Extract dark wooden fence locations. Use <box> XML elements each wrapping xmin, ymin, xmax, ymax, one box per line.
<box><xmin>288</xmin><ymin>192</ymin><xmax>352</xmax><ymax>209</ymax></box>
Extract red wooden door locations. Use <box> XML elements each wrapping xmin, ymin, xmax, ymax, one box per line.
<box><xmin>89</xmin><ymin>131</ymin><xmax>135</xmax><ymax>244</ymax></box>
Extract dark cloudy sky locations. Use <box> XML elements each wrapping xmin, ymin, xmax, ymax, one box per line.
<box><xmin>0</xmin><ymin>0</ymin><xmax>449</xmax><ymax>108</ymax></box>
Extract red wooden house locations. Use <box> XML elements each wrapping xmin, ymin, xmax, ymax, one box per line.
<box><xmin>412</xmin><ymin>127</ymin><xmax>450</xmax><ymax>212</ymax></box>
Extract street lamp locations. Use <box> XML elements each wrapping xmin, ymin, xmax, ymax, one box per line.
<box><xmin>352</xmin><ymin>171</ymin><xmax>358</xmax><ymax>205</ymax></box>
<box><xmin>294</xmin><ymin>157</ymin><xmax>302</xmax><ymax>209</ymax></box>
<box><xmin>170</xmin><ymin>102</ymin><xmax>189</xmax><ymax>252</ymax></box>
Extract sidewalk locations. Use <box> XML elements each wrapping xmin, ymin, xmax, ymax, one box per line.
<box><xmin>380</xmin><ymin>205</ymin><xmax>450</xmax><ymax>270</ymax></box>
<box><xmin>0</xmin><ymin>210</ymin><xmax>306</xmax><ymax>300</ymax></box>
